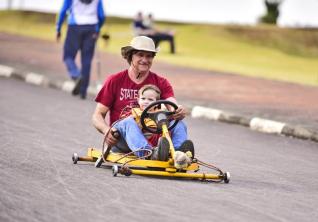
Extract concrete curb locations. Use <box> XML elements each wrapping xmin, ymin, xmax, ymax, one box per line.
<box><xmin>0</xmin><ymin>64</ymin><xmax>102</xmax><ymax>96</ymax></box>
<box><xmin>191</xmin><ymin>106</ymin><xmax>318</xmax><ymax>143</ymax></box>
<box><xmin>1</xmin><ymin>64</ymin><xmax>317</xmax><ymax>143</ymax></box>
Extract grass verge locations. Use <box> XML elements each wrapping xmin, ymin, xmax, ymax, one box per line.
<box><xmin>0</xmin><ymin>10</ymin><xmax>317</xmax><ymax>86</ymax></box>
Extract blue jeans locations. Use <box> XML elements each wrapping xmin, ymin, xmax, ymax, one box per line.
<box><xmin>63</xmin><ymin>25</ymin><xmax>97</xmax><ymax>97</ymax></box>
<box><xmin>112</xmin><ymin>116</ymin><xmax>187</xmax><ymax>157</ymax></box>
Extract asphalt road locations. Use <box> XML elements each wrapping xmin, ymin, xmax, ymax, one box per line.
<box><xmin>1</xmin><ymin>78</ymin><xmax>318</xmax><ymax>222</ymax></box>
<box><xmin>1</xmin><ymin>32</ymin><xmax>318</xmax><ymax>133</ymax></box>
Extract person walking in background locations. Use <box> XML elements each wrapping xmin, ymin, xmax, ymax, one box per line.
<box><xmin>56</xmin><ymin>0</ymin><xmax>105</xmax><ymax>99</ymax></box>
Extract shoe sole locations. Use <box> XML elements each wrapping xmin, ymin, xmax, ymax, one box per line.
<box><xmin>158</xmin><ymin>137</ymin><xmax>170</xmax><ymax>161</ymax></box>
<box><xmin>179</xmin><ymin>140</ymin><xmax>195</xmax><ymax>158</ymax></box>
<box><xmin>72</xmin><ymin>77</ymin><xmax>82</xmax><ymax>95</ymax></box>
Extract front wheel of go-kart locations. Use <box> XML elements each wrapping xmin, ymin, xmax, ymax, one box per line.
<box><xmin>112</xmin><ymin>165</ymin><xmax>119</xmax><ymax>177</ymax></box>
<box><xmin>223</xmin><ymin>172</ymin><xmax>230</xmax><ymax>183</ymax></box>
<box><xmin>94</xmin><ymin>156</ymin><xmax>103</xmax><ymax>168</ymax></box>
<box><xmin>72</xmin><ymin>153</ymin><xmax>79</xmax><ymax>164</ymax></box>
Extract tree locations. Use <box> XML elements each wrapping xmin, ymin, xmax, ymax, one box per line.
<box><xmin>260</xmin><ymin>0</ymin><xmax>283</xmax><ymax>25</ymax></box>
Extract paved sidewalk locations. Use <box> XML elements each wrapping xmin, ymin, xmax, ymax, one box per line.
<box><xmin>1</xmin><ymin>32</ymin><xmax>318</xmax><ymax>142</ymax></box>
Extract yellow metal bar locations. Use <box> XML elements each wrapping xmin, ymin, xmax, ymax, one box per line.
<box><xmin>87</xmin><ymin>147</ymin><xmax>102</xmax><ymax>158</ymax></box>
<box><xmin>161</xmin><ymin>124</ymin><xmax>175</xmax><ymax>158</ymax></box>
<box><xmin>78</xmin><ymin>156</ymin><xmax>95</xmax><ymax>162</ymax></box>
<box><xmin>107</xmin><ymin>155</ymin><xmax>199</xmax><ymax>171</ymax></box>
<box><xmin>130</xmin><ymin>169</ymin><xmax>222</xmax><ymax>180</ymax></box>
<box><xmin>85</xmin><ymin>148</ymin><xmax>200</xmax><ymax>171</ymax></box>
<box><xmin>109</xmin><ymin>155</ymin><xmax>172</xmax><ymax>168</ymax></box>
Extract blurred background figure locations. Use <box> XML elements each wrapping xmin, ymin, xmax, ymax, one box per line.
<box><xmin>143</xmin><ymin>13</ymin><xmax>154</xmax><ymax>29</ymax></box>
<box><xmin>56</xmin><ymin>0</ymin><xmax>105</xmax><ymax>99</ymax></box>
<box><xmin>132</xmin><ymin>11</ymin><xmax>176</xmax><ymax>54</ymax></box>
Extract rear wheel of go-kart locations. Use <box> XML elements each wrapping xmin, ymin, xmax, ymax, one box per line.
<box><xmin>112</xmin><ymin>165</ymin><xmax>119</xmax><ymax>177</ymax></box>
<box><xmin>223</xmin><ymin>172</ymin><xmax>230</xmax><ymax>183</ymax></box>
<box><xmin>121</xmin><ymin>166</ymin><xmax>132</xmax><ymax>176</ymax></box>
<box><xmin>72</xmin><ymin>153</ymin><xmax>79</xmax><ymax>164</ymax></box>
<box><xmin>157</xmin><ymin>137</ymin><xmax>170</xmax><ymax>161</ymax></box>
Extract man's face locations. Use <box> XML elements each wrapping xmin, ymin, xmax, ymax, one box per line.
<box><xmin>131</xmin><ymin>51</ymin><xmax>154</xmax><ymax>74</ymax></box>
<box><xmin>138</xmin><ymin>89</ymin><xmax>157</xmax><ymax>110</ymax></box>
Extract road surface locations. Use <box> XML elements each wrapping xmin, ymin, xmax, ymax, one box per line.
<box><xmin>1</xmin><ymin>78</ymin><xmax>317</xmax><ymax>222</ymax></box>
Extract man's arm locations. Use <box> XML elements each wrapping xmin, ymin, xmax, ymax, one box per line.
<box><xmin>56</xmin><ymin>0</ymin><xmax>72</xmax><ymax>42</ymax></box>
<box><xmin>92</xmin><ymin>103</ymin><xmax>118</xmax><ymax>145</ymax></box>
<box><xmin>97</xmin><ymin>0</ymin><xmax>106</xmax><ymax>33</ymax></box>
<box><xmin>92</xmin><ymin>102</ymin><xmax>110</xmax><ymax>135</ymax></box>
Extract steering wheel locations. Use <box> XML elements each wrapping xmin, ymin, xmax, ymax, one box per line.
<box><xmin>140</xmin><ymin>100</ymin><xmax>179</xmax><ymax>134</ymax></box>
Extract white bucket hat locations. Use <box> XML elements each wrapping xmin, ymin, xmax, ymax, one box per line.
<box><xmin>121</xmin><ymin>36</ymin><xmax>158</xmax><ymax>59</ymax></box>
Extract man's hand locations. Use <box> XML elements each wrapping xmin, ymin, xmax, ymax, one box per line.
<box><xmin>56</xmin><ymin>32</ymin><xmax>61</xmax><ymax>42</ymax></box>
<box><xmin>105</xmin><ymin>128</ymin><xmax>119</xmax><ymax>146</ymax></box>
<box><xmin>172</xmin><ymin>105</ymin><xmax>186</xmax><ymax>120</ymax></box>
<box><xmin>92</xmin><ymin>32</ymin><xmax>99</xmax><ymax>39</ymax></box>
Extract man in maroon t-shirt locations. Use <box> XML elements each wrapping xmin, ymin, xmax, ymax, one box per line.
<box><xmin>95</xmin><ymin>69</ymin><xmax>174</xmax><ymax>126</ymax></box>
<box><xmin>92</xmin><ymin>36</ymin><xmax>194</xmax><ymax>158</ymax></box>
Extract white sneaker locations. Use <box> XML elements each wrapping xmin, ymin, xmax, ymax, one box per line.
<box><xmin>173</xmin><ymin>151</ymin><xmax>192</xmax><ymax>169</ymax></box>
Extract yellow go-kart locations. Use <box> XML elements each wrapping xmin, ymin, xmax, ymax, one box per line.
<box><xmin>72</xmin><ymin>100</ymin><xmax>230</xmax><ymax>183</ymax></box>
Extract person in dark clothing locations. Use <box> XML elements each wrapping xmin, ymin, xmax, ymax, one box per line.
<box><xmin>56</xmin><ymin>0</ymin><xmax>105</xmax><ymax>99</ymax></box>
<box><xmin>132</xmin><ymin>12</ymin><xmax>175</xmax><ymax>54</ymax></box>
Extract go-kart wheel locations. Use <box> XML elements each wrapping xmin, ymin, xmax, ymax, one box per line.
<box><xmin>157</xmin><ymin>137</ymin><xmax>170</xmax><ymax>161</ymax></box>
<box><xmin>94</xmin><ymin>156</ymin><xmax>103</xmax><ymax>168</ymax></box>
<box><xmin>72</xmin><ymin>153</ymin><xmax>79</xmax><ymax>164</ymax></box>
<box><xmin>124</xmin><ymin>170</ymin><xmax>132</xmax><ymax>176</ymax></box>
<box><xmin>112</xmin><ymin>165</ymin><xmax>119</xmax><ymax>177</ymax></box>
<box><xmin>121</xmin><ymin>166</ymin><xmax>132</xmax><ymax>176</ymax></box>
<box><xmin>223</xmin><ymin>172</ymin><xmax>230</xmax><ymax>183</ymax></box>
<box><xmin>140</xmin><ymin>100</ymin><xmax>179</xmax><ymax>134</ymax></box>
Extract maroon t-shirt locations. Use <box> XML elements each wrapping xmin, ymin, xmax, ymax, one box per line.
<box><xmin>95</xmin><ymin>69</ymin><xmax>174</xmax><ymax>125</ymax></box>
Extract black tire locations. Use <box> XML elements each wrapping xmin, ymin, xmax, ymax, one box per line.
<box><xmin>72</xmin><ymin>153</ymin><xmax>78</xmax><ymax>164</ymax></box>
<box><xmin>122</xmin><ymin>166</ymin><xmax>132</xmax><ymax>176</ymax></box>
<box><xmin>224</xmin><ymin>172</ymin><xmax>230</xmax><ymax>183</ymax></box>
<box><xmin>94</xmin><ymin>156</ymin><xmax>103</xmax><ymax>168</ymax></box>
<box><xmin>112</xmin><ymin>165</ymin><xmax>119</xmax><ymax>177</ymax></box>
<box><xmin>158</xmin><ymin>137</ymin><xmax>170</xmax><ymax>161</ymax></box>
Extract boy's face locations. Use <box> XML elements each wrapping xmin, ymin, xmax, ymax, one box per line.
<box><xmin>138</xmin><ymin>89</ymin><xmax>158</xmax><ymax>110</ymax></box>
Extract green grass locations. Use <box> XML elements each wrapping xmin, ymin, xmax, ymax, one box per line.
<box><xmin>1</xmin><ymin>10</ymin><xmax>318</xmax><ymax>86</ymax></box>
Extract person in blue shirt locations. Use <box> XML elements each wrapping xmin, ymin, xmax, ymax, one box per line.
<box><xmin>56</xmin><ymin>0</ymin><xmax>105</xmax><ymax>99</ymax></box>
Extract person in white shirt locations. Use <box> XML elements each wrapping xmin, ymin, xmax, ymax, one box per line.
<box><xmin>56</xmin><ymin>0</ymin><xmax>105</xmax><ymax>99</ymax></box>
